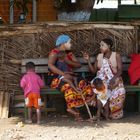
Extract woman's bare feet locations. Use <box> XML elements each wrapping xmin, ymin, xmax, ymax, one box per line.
<box><xmin>67</xmin><ymin>108</ymin><xmax>83</xmax><ymax>122</ymax></box>
<box><xmin>75</xmin><ymin>115</ymin><xmax>84</xmax><ymax>122</ymax></box>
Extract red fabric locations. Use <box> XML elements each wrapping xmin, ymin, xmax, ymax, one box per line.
<box><xmin>49</xmin><ymin>49</ymin><xmax>60</xmax><ymax>55</ymax></box>
<box><xmin>128</xmin><ymin>54</ymin><xmax>140</xmax><ymax>85</ymax></box>
<box><xmin>49</xmin><ymin>49</ymin><xmax>74</xmax><ymax>71</ymax></box>
<box><xmin>50</xmin><ymin>50</ymin><xmax>77</xmax><ymax>71</ymax></box>
<box><xmin>66</xmin><ymin>52</ymin><xmax>73</xmax><ymax>69</ymax></box>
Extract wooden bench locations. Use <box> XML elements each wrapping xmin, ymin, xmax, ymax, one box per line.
<box><xmin>18</xmin><ymin>56</ymin><xmax>140</xmax><ymax>117</ymax></box>
<box><xmin>21</xmin><ymin>57</ymin><xmax>95</xmax><ymax>118</ymax></box>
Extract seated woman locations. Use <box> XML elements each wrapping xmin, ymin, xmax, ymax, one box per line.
<box><xmin>83</xmin><ymin>38</ymin><xmax>126</xmax><ymax>119</ymax></box>
<box><xmin>48</xmin><ymin>34</ymin><xmax>95</xmax><ymax>121</ymax></box>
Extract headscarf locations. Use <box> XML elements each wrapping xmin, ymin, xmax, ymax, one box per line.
<box><xmin>55</xmin><ymin>34</ymin><xmax>71</xmax><ymax>47</ymax></box>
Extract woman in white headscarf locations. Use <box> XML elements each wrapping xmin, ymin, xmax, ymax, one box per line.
<box><xmin>83</xmin><ymin>38</ymin><xmax>126</xmax><ymax>119</ymax></box>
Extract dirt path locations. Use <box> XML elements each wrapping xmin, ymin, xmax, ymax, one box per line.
<box><xmin>0</xmin><ymin>113</ymin><xmax>140</xmax><ymax>140</ymax></box>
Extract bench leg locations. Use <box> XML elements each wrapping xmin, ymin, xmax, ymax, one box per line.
<box><xmin>138</xmin><ymin>93</ymin><xmax>140</xmax><ymax>112</ymax></box>
<box><xmin>24</xmin><ymin>106</ymin><xmax>28</xmax><ymax>119</ymax></box>
<box><xmin>43</xmin><ymin>96</ymin><xmax>48</xmax><ymax>116</ymax></box>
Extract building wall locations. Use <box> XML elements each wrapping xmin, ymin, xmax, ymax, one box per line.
<box><xmin>37</xmin><ymin>0</ymin><xmax>57</xmax><ymax>22</ymax></box>
<box><xmin>0</xmin><ymin>0</ymin><xmax>57</xmax><ymax>24</ymax></box>
<box><xmin>0</xmin><ymin>0</ymin><xmax>9</xmax><ymax>23</ymax></box>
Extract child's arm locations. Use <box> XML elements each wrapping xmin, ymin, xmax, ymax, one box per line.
<box><xmin>38</xmin><ymin>76</ymin><xmax>45</xmax><ymax>87</ymax></box>
<box><xmin>20</xmin><ymin>76</ymin><xmax>26</xmax><ymax>89</ymax></box>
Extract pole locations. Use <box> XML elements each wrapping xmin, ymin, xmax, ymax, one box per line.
<box><xmin>32</xmin><ymin>0</ymin><xmax>37</xmax><ymax>23</ymax></box>
<box><xmin>9</xmin><ymin>0</ymin><xmax>14</xmax><ymax>24</ymax></box>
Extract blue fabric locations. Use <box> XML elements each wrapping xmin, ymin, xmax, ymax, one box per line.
<box><xmin>56</xmin><ymin>35</ymin><xmax>70</xmax><ymax>47</ymax></box>
<box><xmin>56</xmin><ymin>61</ymin><xmax>69</xmax><ymax>72</ymax></box>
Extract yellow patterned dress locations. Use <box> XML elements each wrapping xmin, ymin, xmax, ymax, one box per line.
<box><xmin>51</xmin><ymin>77</ymin><xmax>94</xmax><ymax>109</ymax></box>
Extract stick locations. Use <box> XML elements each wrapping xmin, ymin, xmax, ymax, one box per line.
<box><xmin>80</xmin><ymin>92</ymin><xmax>93</xmax><ymax>120</ymax></box>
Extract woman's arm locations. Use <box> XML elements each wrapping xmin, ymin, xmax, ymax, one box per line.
<box><xmin>109</xmin><ymin>53</ymin><xmax>122</xmax><ymax>86</ymax></box>
<box><xmin>48</xmin><ymin>53</ymin><xmax>65</xmax><ymax>76</ymax></box>
<box><xmin>83</xmin><ymin>52</ymin><xmax>97</xmax><ymax>74</ymax></box>
<box><xmin>65</xmin><ymin>53</ymin><xmax>81</xmax><ymax>68</ymax></box>
<box><xmin>114</xmin><ymin>53</ymin><xmax>122</xmax><ymax>78</ymax></box>
<box><xmin>48</xmin><ymin>53</ymin><xmax>73</xmax><ymax>79</ymax></box>
<box><xmin>87</xmin><ymin>57</ymin><xmax>98</xmax><ymax>74</ymax></box>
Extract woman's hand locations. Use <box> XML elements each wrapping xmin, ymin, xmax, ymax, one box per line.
<box><xmin>63</xmin><ymin>73</ymin><xmax>73</xmax><ymax>80</ymax></box>
<box><xmin>82</xmin><ymin>52</ymin><xmax>90</xmax><ymax>61</ymax></box>
<box><xmin>109</xmin><ymin>76</ymin><xmax>117</xmax><ymax>89</ymax></box>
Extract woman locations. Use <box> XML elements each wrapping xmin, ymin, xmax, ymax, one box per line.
<box><xmin>48</xmin><ymin>34</ymin><xmax>94</xmax><ymax>121</ymax></box>
<box><xmin>83</xmin><ymin>38</ymin><xmax>126</xmax><ymax>119</ymax></box>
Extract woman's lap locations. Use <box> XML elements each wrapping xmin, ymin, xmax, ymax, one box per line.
<box><xmin>50</xmin><ymin>75</ymin><xmax>126</xmax><ymax>119</ymax></box>
<box><xmin>109</xmin><ymin>87</ymin><xmax>125</xmax><ymax>119</ymax></box>
<box><xmin>51</xmin><ymin>76</ymin><xmax>95</xmax><ymax>109</ymax></box>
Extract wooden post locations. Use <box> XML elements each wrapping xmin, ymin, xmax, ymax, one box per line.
<box><xmin>32</xmin><ymin>0</ymin><xmax>37</xmax><ymax>23</ymax></box>
<box><xmin>0</xmin><ymin>91</ymin><xmax>10</xmax><ymax>118</ymax></box>
<box><xmin>138</xmin><ymin>92</ymin><xmax>140</xmax><ymax>112</ymax></box>
<box><xmin>9</xmin><ymin>0</ymin><xmax>14</xmax><ymax>24</ymax></box>
<box><xmin>118</xmin><ymin>0</ymin><xmax>121</xmax><ymax>5</ymax></box>
<box><xmin>0</xmin><ymin>92</ymin><xmax>4</xmax><ymax>118</ymax></box>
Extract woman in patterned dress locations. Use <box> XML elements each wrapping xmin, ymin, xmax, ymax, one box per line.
<box><xmin>48</xmin><ymin>34</ymin><xmax>95</xmax><ymax>121</ymax></box>
<box><xmin>83</xmin><ymin>38</ymin><xmax>126</xmax><ymax>119</ymax></box>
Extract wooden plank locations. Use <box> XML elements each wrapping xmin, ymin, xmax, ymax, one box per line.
<box><xmin>0</xmin><ymin>92</ymin><xmax>4</xmax><ymax>118</ymax></box>
<box><xmin>0</xmin><ymin>92</ymin><xmax>10</xmax><ymax>118</ymax></box>
<box><xmin>22</xmin><ymin>64</ymin><xmax>129</xmax><ymax>73</ymax></box>
<box><xmin>14</xmin><ymin>95</ymin><xmax>24</xmax><ymax>101</ymax></box>
<box><xmin>1</xmin><ymin>93</ymin><xmax>10</xmax><ymax>118</ymax></box>
<box><xmin>21</xmin><ymin>56</ymin><xmax>130</xmax><ymax>73</ymax></box>
<box><xmin>21</xmin><ymin>56</ymin><xmax>130</xmax><ymax>66</ymax></box>
<box><xmin>125</xmin><ymin>85</ymin><xmax>140</xmax><ymax>92</ymax></box>
<box><xmin>22</xmin><ymin>58</ymin><xmax>48</xmax><ymax>65</ymax></box>
<box><xmin>40</xmin><ymin>85</ymin><xmax>140</xmax><ymax>95</ymax></box>
<box><xmin>21</xmin><ymin>66</ymin><xmax>49</xmax><ymax>73</ymax></box>
<box><xmin>41</xmin><ymin>87</ymin><xmax>61</xmax><ymax>95</ymax></box>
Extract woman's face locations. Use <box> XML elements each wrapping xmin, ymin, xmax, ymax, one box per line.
<box><xmin>100</xmin><ymin>41</ymin><xmax>110</xmax><ymax>53</ymax></box>
<box><xmin>64</xmin><ymin>40</ymin><xmax>72</xmax><ymax>50</ymax></box>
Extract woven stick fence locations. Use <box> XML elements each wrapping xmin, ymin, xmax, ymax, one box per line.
<box><xmin>0</xmin><ymin>22</ymin><xmax>139</xmax><ymax>93</ymax></box>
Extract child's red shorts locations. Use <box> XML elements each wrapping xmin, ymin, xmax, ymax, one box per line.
<box><xmin>25</xmin><ymin>93</ymin><xmax>41</xmax><ymax>109</ymax></box>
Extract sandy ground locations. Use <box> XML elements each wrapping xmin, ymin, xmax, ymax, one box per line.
<box><xmin>0</xmin><ymin>112</ymin><xmax>140</xmax><ymax>140</ymax></box>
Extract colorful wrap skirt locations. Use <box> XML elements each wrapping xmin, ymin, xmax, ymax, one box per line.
<box><xmin>51</xmin><ymin>76</ymin><xmax>94</xmax><ymax>109</ymax></box>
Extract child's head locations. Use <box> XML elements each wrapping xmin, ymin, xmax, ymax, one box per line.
<box><xmin>58</xmin><ymin>51</ymin><xmax>66</xmax><ymax>61</ymax></box>
<box><xmin>92</xmin><ymin>78</ymin><xmax>104</xmax><ymax>91</ymax></box>
<box><xmin>26</xmin><ymin>62</ymin><xmax>35</xmax><ymax>72</ymax></box>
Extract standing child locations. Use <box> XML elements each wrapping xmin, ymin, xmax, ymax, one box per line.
<box><xmin>20</xmin><ymin>62</ymin><xmax>44</xmax><ymax>124</ymax></box>
<box><xmin>91</xmin><ymin>77</ymin><xmax>110</xmax><ymax>122</ymax></box>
